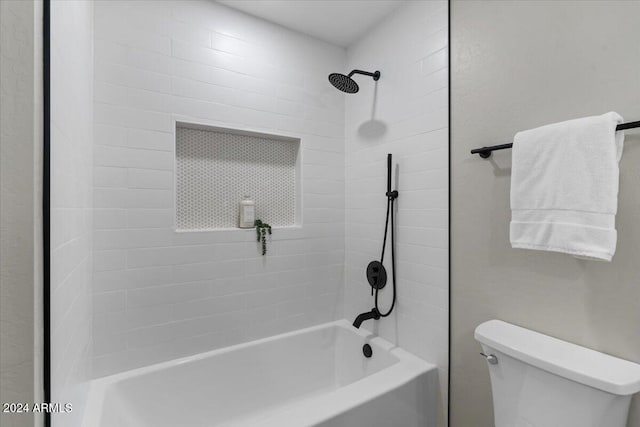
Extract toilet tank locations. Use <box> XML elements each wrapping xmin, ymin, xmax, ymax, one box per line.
<box><xmin>475</xmin><ymin>320</ymin><xmax>640</xmax><ymax>427</ymax></box>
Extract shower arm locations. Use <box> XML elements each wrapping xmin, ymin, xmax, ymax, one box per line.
<box><xmin>348</xmin><ymin>69</ymin><xmax>381</xmax><ymax>81</ymax></box>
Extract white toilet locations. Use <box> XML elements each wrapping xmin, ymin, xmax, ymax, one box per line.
<box><xmin>475</xmin><ymin>320</ymin><xmax>640</xmax><ymax>427</ymax></box>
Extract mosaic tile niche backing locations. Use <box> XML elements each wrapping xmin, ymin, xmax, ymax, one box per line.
<box><xmin>176</xmin><ymin>125</ymin><xmax>299</xmax><ymax>230</ymax></box>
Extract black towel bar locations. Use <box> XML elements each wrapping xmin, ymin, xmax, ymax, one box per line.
<box><xmin>470</xmin><ymin>120</ymin><xmax>640</xmax><ymax>158</ymax></box>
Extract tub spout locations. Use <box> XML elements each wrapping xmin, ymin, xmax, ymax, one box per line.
<box><xmin>352</xmin><ymin>308</ymin><xmax>380</xmax><ymax>329</ymax></box>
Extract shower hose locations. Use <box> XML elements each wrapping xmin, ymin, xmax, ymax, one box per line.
<box><xmin>374</xmin><ymin>154</ymin><xmax>397</xmax><ymax>317</ymax></box>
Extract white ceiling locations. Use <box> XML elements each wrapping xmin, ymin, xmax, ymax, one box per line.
<box><xmin>216</xmin><ymin>0</ymin><xmax>406</xmax><ymax>47</ymax></box>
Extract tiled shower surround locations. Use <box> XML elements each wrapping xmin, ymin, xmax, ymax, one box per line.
<box><xmin>51</xmin><ymin>1</ymin><xmax>94</xmax><ymax>426</ymax></box>
<box><xmin>92</xmin><ymin>0</ymin><xmax>346</xmax><ymax>376</ymax></box>
<box><xmin>344</xmin><ymin>1</ymin><xmax>449</xmax><ymax>422</ymax></box>
<box><xmin>91</xmin><ymin>6</ymin><xmax>448</xmax><ymax>426</ymax></box>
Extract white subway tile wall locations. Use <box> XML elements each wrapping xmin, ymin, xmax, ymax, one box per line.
<box><xmin>343</xmin><ymin>2</ymin><xmax>449</xmax><ymax>425</ymax></box>
<box><xmin>92</xmin><ymin>0</ymin><xmax>346</xmax><ymax>376</ymax></box>
<box><xmin>91</xmin><ymin>6</ymin><xmax>449</xmax><ymax>420</ymax></box>
<box><xmin>50</xmin><ymin>1</ymin><xmax>94</xmax><ymax>426</ymax></box>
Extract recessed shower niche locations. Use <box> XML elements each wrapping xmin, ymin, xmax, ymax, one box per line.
<box><xmin>175</xmin><ymin>122</ymin><xmax>301</xmax><ymax>231</ymax></box>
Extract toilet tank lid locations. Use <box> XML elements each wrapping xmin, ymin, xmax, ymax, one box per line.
<box><xmin>475</xmin><ymin>320</ymin><xmax>640</xmax><ymax>396</ymax></box>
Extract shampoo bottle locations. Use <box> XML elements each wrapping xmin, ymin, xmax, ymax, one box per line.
<box><xmin>239</xmin><ymin>196</ymin><xmax>256</xmax><ymax>228</ymax></box>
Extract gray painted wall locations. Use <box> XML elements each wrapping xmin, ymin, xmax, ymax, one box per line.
<box><xmin>0</xmin><ymin>1</ymin><xmax>43</xmax><ymax>426</ymax></box>
<box><xmin>451</xmin><ymin>1</ymin><xmax>640</xmax><ymax>426</ymax></box>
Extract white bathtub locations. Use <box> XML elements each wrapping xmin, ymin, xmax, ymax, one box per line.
<box><xmin>83</xmin><ymin>320</ymin><xmax>438</xmax><ymax>427</ymax></box>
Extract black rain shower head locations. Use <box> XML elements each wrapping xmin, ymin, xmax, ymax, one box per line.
<box><xmin>328</xmin><ymin>69</ymin><xmax>380</xmax><ymax>94</ymax></box>
<box><xmin>328</xmin><ymin>73</ymin><xmax>359</xmax><ymax>93</ymax></box>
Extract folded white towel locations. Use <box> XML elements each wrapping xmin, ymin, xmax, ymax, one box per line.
<box><xmin>510</xmin><ymin>112</ymin><xmax>624</xmax><ymax>261</ymax></box>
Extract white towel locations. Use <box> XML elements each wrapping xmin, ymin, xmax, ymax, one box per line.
<box><xmin>510</xmin><ymin>112</ymin><xmax>624</xmax><ymax>261</ymax></box>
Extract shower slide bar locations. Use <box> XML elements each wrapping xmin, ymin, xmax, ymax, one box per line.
<box><xmin>470</xmin><ymin>120</ymin><xmax>640</xmax><ymax>158</ymax></box>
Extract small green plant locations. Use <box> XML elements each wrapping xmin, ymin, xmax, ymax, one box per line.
<box><xmin>254</xmin><ymin>219</ymin><xmax>272</xmax><ymax>256</ymax></box>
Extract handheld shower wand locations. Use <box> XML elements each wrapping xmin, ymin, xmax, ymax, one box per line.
<box><xmin>375</xmin><ymin>154</ymin><xmax>398</xmax><ymax>316</ymax></box>
<box><xmin>353</xmin><ymin>154</ymin><xmax>398</xmax><ymax>328</ymax></box>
